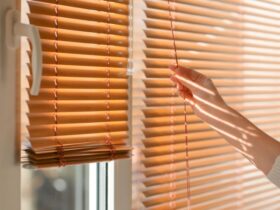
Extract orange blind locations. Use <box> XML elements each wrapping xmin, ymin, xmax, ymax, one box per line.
<box><xmin>132</xmin><ymin>0</ymin><xmax>280</xmax><ymax>209</ymax></box>
<box><xmin>22</xmin><ymin>0</ymin><xmax>131</xmax><ymax>168</ymax></box>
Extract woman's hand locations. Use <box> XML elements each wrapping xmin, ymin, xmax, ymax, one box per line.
<box><xmin>169</xmin><ymin>64</ymin><xmax>231</xmax><ymax>124</ymax></box>
<box><xmin>169</xmin><ymin>64</ymin><xmax>280</xmax><ymax>177</ymax></box>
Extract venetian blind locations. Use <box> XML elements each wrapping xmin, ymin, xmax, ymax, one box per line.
<box><xmin>133</xmin><ymin>0</ymin><xmax>280</xmax><ymax>209</ymax></box>
<box><xmin>22</xmin><ymin>0</ymin><xmax>131</xmax><ymax>168</ymax></box>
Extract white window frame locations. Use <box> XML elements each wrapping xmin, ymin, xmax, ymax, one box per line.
<box><xmin>0</xmin><ymin>0</ymin><xmax>21</xmax><ymax>210</ymax></box>
<box><xmin>89</xmin><ymin>159</ymin><xmax>132</xmax><ymax>210</ymax></box>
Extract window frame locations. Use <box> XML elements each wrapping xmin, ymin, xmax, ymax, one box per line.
<box><xmin>0</xmin><ymin>0</ymin><xmax>21</xmax><ymax>210</ymax></box>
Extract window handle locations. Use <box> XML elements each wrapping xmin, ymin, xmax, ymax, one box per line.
<box><xmin>5</xmin><ymin>9</ymin><xmax>42</xmax><ymax>96</ymax></box>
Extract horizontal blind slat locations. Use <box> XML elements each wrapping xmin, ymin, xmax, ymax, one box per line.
<box><xmin>33</xmin><ymin>0</ymin><xmax>129</xmax><ymax>13</ymax></box>
<box><xmin>29</xmin><ymin>1</ymin><xmax>129</xmax><ymax>25</ymax></box>
<box><xmin>38</xmin><ymin>27</ymin><xmax>128</xmax><ymax>46</ymax></box>
<box><xmin>145</xmin><ymin>0</ymin><xmax>280</xmax><ymax>27</ymax></box>
<box><xmin>28</xmin><ymin>100</ymin><xmax>128</xmax><ymax>112</ymax></box>
<box><xmin>29</xmin><ymin>14</ymin><xmax>128</xmax><ymax>35</ymax></box>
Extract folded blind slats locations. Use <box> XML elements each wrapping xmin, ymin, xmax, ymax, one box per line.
<box><xmin>23</xmin><ymin>0</ymin><xmax>131</xmax><ymax>167</ymax></box>
<box><xmin>133</xmin><ymin>0</ymin><xmax>280</xmax><ymax>209</ymax></box>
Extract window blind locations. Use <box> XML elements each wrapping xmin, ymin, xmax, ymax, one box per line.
<box><xmin>22</xmin><ymin>0</ymin><xmax>131</xmax><ymax>168</ymax></box>
<box><xmin>132</xmin><ymin>0</ymin><xmax>280</xmax><ymax>209</ymax></box>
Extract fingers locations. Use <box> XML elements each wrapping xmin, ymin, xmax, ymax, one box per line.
<box><xmin>170</xmin><ymin>75</ymin><xmax>194</xmax><ymax>106</ymax></box>
<box><xmin>169</xmin><ymin>64</ymin><xmax>207</xmax><ymax>84</ymax></box>
<box><xmin>169</xmin><ymin>65</ymin><xmax>215</xmax><ymax>97</ymax></box>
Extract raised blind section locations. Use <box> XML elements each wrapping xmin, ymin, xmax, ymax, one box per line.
<box><xmin>23</xmin><ymin>0</ymin><xmax>131</xmax><ymax>168</ymax></box>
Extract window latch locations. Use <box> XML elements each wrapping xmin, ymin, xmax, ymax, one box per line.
<box><xmin>5</xmin><ymin>9</ymin><xmax>42</xmax><ymax>96</ymax></box>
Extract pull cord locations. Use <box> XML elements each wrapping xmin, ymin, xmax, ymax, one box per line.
<box><xmin>167</xmin><ymin>0</ymin><xmax>191</xmax><ymax>208</ymax></box>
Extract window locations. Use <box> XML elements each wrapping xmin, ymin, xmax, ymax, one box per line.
<box><xmin>2</xmin><ymin>0</ymin><xmax>280</xmax><ymax>210</ymax></box>
<box><xmin>21</xmin><ymin>166</ymin><xmax>87</xmax><ymax>210</ymax></box>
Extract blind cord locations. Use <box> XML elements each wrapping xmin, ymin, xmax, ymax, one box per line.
<box><xmin>167</xmin><ymin>0</ymin><xmax>191</xmax><ymax>208</ymax></box>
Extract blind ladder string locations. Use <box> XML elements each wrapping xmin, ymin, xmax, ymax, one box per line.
<box><xmin>169</xmin><ymin>99</ymin><xmax>176</xmax><ymax>209</ymax></box>
<box><xmin>54</xmin><ymin>0</ymin><xmax>65</xmax><ymax>167</ymax></box>
<box><xmin>167</xmin><ymin>0</ymin><xmax>191</xmax><ymax>208</ymax></box>
<box><xmin>105</xmin><ymin>1</ymin><xmax>115</xmax><ymax>160</ymax></box>
<box><xmin>168</xmin><ymin>0</ymin><xmax>177</xmax><ymax>207</ymax></box>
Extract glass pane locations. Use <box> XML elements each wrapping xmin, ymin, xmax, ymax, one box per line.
<box><xmin>21</xmin><ymin>165</ymin><xmax>88</xmax><ymax>210</ymax></box>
